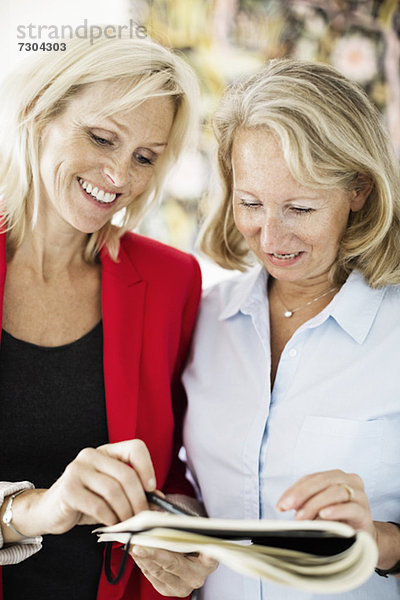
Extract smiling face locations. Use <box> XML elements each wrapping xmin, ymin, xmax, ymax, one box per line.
<box><xmin>38</xmin><ymin>80</ymin><xmax>175</xmax><ymax>234</ymax></box>
<box><xmin>232</xmin><ymin>128</ymin><xmax>367</xmax><ymax>286</ymax></box>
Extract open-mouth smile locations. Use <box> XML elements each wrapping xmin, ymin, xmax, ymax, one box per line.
<box><xmin>78</xmin><ymin>177</ymin><xmax>118</xmax><ymax>204</ymax></box>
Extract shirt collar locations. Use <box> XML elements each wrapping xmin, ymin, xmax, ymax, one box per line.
<box><xmin>218</xmin><ymin>267</ymin><xmax>387</xmax><ymax>345</ymax></box>
<box><xmin>291</xmin><ymin>271</ymin><xmax>387</xmax><ymax>344</ymax></box>
<box><xmin>218</xmin><ymin>266</ymin><xmax>266</xmax><ymax>320</ymax></box>
<box><xmin>327</xmin><ymin>270</ymin><xmax>387</xmax><ymax>344</ymax></box>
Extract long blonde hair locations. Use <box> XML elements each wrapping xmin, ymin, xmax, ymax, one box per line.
<box><xmin>0</xmin><ymin>34</ymin><xmax>199</xmax><ymax>261</ymax></box>
<box><xmin>201</xmin><ymin>59</ymin><xmax>400</xmax><ymax>288</ymax></box>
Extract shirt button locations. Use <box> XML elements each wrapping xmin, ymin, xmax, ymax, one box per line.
<box><xmin>289</xmin><ymin>348</ymin><xmax>297</xmax><ymax>357</ymax></box>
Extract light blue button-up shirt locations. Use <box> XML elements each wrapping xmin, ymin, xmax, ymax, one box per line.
<box><xmin>183</xmin><ymin>267</ymin><xmax>400</xmax><ymax>599</ymax></box>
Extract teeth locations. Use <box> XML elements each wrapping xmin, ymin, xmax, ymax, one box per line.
<box><xmin>78</xmin><ymin>178</ymin><xmax>116</xmax><ymax>203</ymax></box>
<box><xmin>273</xmin><ymin>252</ymin><xmax>300</xmax><ymax>259</ymax></box>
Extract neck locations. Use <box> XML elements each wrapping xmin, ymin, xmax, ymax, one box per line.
<box><xmin>269</xmin><ymin>275</ymin><xmax>339</xmax><ymax>319</ymax></box>
<box><xmin>8</xmin><ymin>213</ymin><xmax>89</xmax><ymax>281</ymax></box>
<box><xmin>271</xmin><ymin>274</ymin><xmax>335</xmax><ymax>304</ymax></box>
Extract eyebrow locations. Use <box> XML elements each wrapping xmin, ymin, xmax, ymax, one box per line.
<box><xmin>233</xmin><ymin>188</ymin><xmax>323</xmax><ymax>203</ymax></box>
<box><xmin>146</xmin><ymin>142</ymin><xmax>168</xmax><ymax>148</ymax></box>
<box><xmin>102</xmin><ymin>117</ymin><xmax>168</xmax><ymax>148</ymax></box>
<box><xmin>233</xmin><ymin>188</ymin><xmax>258</xmax><ymax>197</ymax></box>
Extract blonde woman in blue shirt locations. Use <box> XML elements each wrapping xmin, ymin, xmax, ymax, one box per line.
<box><xmin>182</xmin><ymin>60</ymin><xmax>400</xmax><ymax>599</ymax></box>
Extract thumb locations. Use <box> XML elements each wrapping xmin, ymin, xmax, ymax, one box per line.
<box><xmin>199</xmin><ymin>553</ymin><xmax>219</xmax><ymax>570</ymax></box>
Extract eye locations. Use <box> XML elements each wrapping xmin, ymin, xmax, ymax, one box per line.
<box><xmin>291</xmin><ymin>206</ymin><xmax>314</xmax><ymax>214</ymax></box>
<box><xmin>90</xmin><ymin>133</ymin><xmax>112</xmax><ymax>146</ymax></box>
<box><xmin>134</xmin><ymin>152</ymin><xmax>155</xmax><ymax>166</ymax></box>
<box><xmin>239</xmin><ymin>199</ymin><xmax>262</xmax><ymax>209</ymax></box>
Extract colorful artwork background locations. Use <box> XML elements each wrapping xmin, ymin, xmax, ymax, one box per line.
<box><xmin>131</xmin><ymin>0</ymin><xmax>400</xmax><ymax>256</ymax></box>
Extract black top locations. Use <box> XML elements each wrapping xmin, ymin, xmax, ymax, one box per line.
<box><xmin>0</xmin><ymin>322</ymin><xmax>109</xmax><ymax>600</ymax></box>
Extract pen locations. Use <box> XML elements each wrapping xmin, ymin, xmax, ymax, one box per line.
<box><xmin>145</xmin><ymin>492</ymin><xmax>194</xmax><ymax>516</ymax></box>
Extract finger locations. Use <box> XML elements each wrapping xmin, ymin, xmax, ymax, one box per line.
<box><xmin>67</xmin><ymin>447</ymin><xmax>149</xmax><ymax>516</ymax></box>
<box><xmin>198</xmin><ymin>552</ymin><xmax>219</xmax><ymax>571</ymax></box>
<box><xmin>72</xmin><ymin>490</ymin><xmax>119</xmax><ymax>526</ymax></box>
<box><xmin>131</xmin><ymin>546</ymin><xmax>179</xmax><ymax>566</ymax></box>
<box><xmin>293</xmin><ymin>483</ymin><xmax>359</xmax><ymax>521</ymax></box>
<box><xmin>131</xmin><ymin>548</ymin><xmax>194</xmax><ymax>595</ymax></box>
<box><xmin>277</xmin><ymin>470</ymin><xmax>349</xmax><ymax>512</ymax></box>
<box><xmin>152</xmin><ymin>490</ymin><xmax>166</xmax><ymax>498</ymax></box>
<box><xmin>134</xmin><ymin>559</ymin><xmax>193</xmax><ymax>596</ymax></box>
<box><xmin>75</xmin><ymin>469</ymin><xmax>135</xmax><ymax>523</ymax></box>
<box><xmin>318</xmin><ymin>502</ymin><xmax>372</xmax><ymax>530</ymax></box>
<box><xmin>47</xmin><ymin>477</ymin><xmax>120</xmax><ymax>529</ymax></box>
<box><xmin>98</xmin><ymin>439</ymin><xmax>156</xmax><ymax>492</ymax></box>
<box><xmin>131</xmin><ymin>547</ymin><xmax>218</xmax><ymax>579</ymax></box>
<box><xmin>132</xmin><ymin>550</ymin><xmax>212</xmax><ymax>595</ymax></box>
<box><xmin>147</xmin><ymin>490</ymin><xmax>170</xmax><ymax>513</ymax></box>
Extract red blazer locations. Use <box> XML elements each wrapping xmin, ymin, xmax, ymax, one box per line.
<box><xmin>0</xmin><ymin>231</ymin><xmax>201</xmax><ymax>600</ymax></box>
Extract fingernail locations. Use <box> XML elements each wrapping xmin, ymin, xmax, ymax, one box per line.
<box><xmin>147</xmin><ymin>477</ymin><xmax>156</xmax><ymax>491</ymax></box>
<box><xmin>319</xmin><ymin>508</ymin><xmax>331</xmax><ymax>518</ymax></box>
<box><xmin>295</xmin><ymin>510</ymin><xmax>305</xmax><ymax>520</ymax></box>
<box><xmin>277</xmin><ymin>497</ymin><xmax>294</xmax><ymax>511</ymax></box>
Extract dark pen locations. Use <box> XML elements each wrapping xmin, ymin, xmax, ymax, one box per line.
<box><xmin>145</xmin><ymin>492</ymin><xmax>195</xmax><ymax>516</ymax></box>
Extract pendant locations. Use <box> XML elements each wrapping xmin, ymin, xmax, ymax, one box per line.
<box><xmin>284</xmin><ymin>310</ymin><xmax>293</xmax><ymax>318</ymax></box>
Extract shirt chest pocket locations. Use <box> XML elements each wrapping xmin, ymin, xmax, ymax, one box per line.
<box><xmin>293</xmin><ymin>416</ymin><xmax>383</xmax><ymax>499</ymax></box>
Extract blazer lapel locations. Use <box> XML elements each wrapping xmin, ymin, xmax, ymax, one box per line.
<box><xmin>0</xmin><ymin>229</ymin><xmax>7</xmax><ymax>338</ymax></box>
<box><xmin>0</xmin><ymin>232</ymin><xmax>6</xmax><ymax>339</ymax></box>
<box><xmin>101</xmin><ymin>243</ymin><xmax>146</xmax><ymax>443</ymax></box>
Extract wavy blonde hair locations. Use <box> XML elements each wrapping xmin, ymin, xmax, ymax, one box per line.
<box><xmin>201</xmin><ymin>59</ymin><xmax>400</xmax><ymax>288</ymax></box>
<box><xmin>0</xmin><ymin>33</ymin><xmax>199</xmax><ymax>261</ymax></box>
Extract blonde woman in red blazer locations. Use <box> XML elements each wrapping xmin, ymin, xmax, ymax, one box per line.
<box><xmin>0</xmin><ymin>34</ymin><xmax>216</xmax><ymax>599</ymax></box>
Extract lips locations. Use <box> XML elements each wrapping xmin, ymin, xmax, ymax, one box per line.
<box><xmin>271</xmin><ymin>252</ymin><xmax>301</xmax><ymax>260</ymax></box>
<box><xmin>265</xmin><ymin>250</ymin><xmax>305</xmax><ymax>267</ymax></box>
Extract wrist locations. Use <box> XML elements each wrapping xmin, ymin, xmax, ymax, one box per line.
<box><xmin>1</xmin><ymin>488</ymin><xmax>47</xmax><ymax>542</ymax></box>
<box><xmin>375</xmin><ymin>521</ymin><xmax>400</xmax><ymax>575</ymax></box>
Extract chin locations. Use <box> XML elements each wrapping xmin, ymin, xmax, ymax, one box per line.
<box><xmin>264</xmin><ymin>264</ymin><xmax>307</xmax><ymax>282</ymax></box>
<box><xmin>69</xmin><ymin>217</ymin><xmax>108</xmax><ymax>235</ymax></box>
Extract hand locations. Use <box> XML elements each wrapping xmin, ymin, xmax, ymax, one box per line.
<box><xmin>276</xmin><ymin>469</ymin><xmax>400</xmax><ymax>571</ymax></box>
<box><xmin>130</xmin><ymin>546</ymin><xmax>218</xmax><ymax>597</ymax></box>
<box><xmin>10</xmin><ymin>439</ymin><xmax>156</xmax><ymax>539</ymax></box>
<box><xmin>276</xmin><ymin>469</ymin><xmax>375</xmax><ymax>539</ymax></box>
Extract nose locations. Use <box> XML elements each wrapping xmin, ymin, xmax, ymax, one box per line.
<box><xmin>103</xmin><ymin>154</ymin><xmax>131</xmax><ymax>189</ymax></box>
<box><xmin>260</xmin><ymin>212</ymin><xmax>288</xmax><ymax>250</ymax></box>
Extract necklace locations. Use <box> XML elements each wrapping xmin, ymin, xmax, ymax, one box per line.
<box><xmin>276</xmin><ymin>286</ymin><xmax>338</xmax><ymax>318</ymax></box>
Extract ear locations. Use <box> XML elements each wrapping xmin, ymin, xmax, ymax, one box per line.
<box><xmin>350</xmin><ymin>174</ymin><xmax>373</xmax><ymax>213</ymax></box>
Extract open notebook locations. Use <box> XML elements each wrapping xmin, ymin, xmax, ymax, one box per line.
<box><xmin>94</xmin><ymin>511</ymin><xmax>377</xmax><ymax>593</ymax></box>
